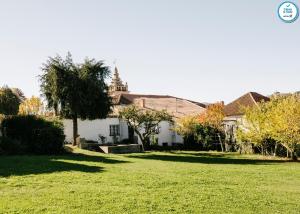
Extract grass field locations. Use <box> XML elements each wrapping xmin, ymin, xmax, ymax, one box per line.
<box><xmin>0</xmin><ymin>148</ymin><xmax>299</xmax><ymax>214</ymax></box>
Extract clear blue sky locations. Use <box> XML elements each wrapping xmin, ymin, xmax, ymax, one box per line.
<box><xmin>0</xmin><ymin>0</ymin><xmax>299</xmax><ymax>103</ymax></box>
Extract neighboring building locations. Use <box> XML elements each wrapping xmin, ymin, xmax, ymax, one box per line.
<box><xmin>223</xmin><ymin>92</ymin><xmax>270</xmax><ymax>143</ymax></box>
<box><xmin>64</xmin><ymin>67</ymin><xmax>207</xmax><ymax>146</ymax></box>
<box><xmin>269</xmin><ymin>91</ymin><xmax>300</xmax><ymax>98</ymax></box>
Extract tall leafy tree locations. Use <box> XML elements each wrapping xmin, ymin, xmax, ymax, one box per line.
<box><xmin>119</xmin><ymin>105</ymin><xmax>173</xmax><ymax>150</ymax></box>
<box><xmin>40</xmin><ymin>53</ymin><xmax>112</xmax><ymax>145</ymax></box>
<box><xmin>0</xmin><ymin>86</ymin><xmax>21</xmax><ymax>115</ymax></box>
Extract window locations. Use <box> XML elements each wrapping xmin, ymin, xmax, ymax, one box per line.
<box><xmin>109</xmin><ymin>125</ymin><xmax>120</xmax><ymax>136</ymax></box>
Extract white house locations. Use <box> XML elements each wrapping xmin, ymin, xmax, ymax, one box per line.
<box><xmin>64</xmin><ymin>67</ymin><xmax>207</xmax><ymax>146</ymax></box>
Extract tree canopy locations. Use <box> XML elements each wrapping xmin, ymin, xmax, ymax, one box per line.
<box><xmin>0</xmin><ymin>86</ymin><xmax>21</xmax><ymax>115</ymax></box>
<box><xmin>119</xmin><ymin>105</ymin><xmax>173</xmax><ymax>150</ymax></box>
<box><xmin>237</xmin><ymin>94</ymin><xmax>300</xmax><ymax>160</ymax></box>
<box><xmin>267</xmin><ymin>95</ymin><xmax>300</xmax><ymax>160</ymax></box>
<box><xmin>174</xmin><ymin>115</ymin><xmax>199</xmax><ymax>139</ymax></box>
<box><xmin>39</xmin><ymin>53</ymin><xmax>112</xmax><ymax>145</ymax></box>
<box><xmin>198</xmin><ymin>103</ymin><xmax>226</xmax><ymax>151</ymax></box>
<box><xmin>198</xmin><ymin>102</ymin><xmax>225</xmax><ymax>130</ymax></box>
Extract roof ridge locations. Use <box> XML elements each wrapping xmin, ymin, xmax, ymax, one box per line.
<box><xmin>248</xmin><ymin>92</ymin><xmax>259</xmax><ymax>106</ymax></box>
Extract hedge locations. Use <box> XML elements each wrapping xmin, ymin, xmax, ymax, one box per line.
<box><xmin>1</xmin><ymin>115</ymin><xmax>65</xmax><ymax>155</ymax></box>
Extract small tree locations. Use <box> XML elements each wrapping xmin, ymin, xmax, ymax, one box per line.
<box><xmin>40</xmin><ymin>53</ymin><xmax>112</xmax><ymax>145</ymax></box>
<box><xmin>119</xmin><ymin>105</ymin><xmax>173</xmax><ymax>150</ymax></box>
<box><xmin>195</xmin><ymin>124</ymin><xmax>224</xmax><ymax>150</ymax></box>
<box><xmin>198</xmin><ymin>102</ymin><xmax>226</xmax><ymax>151</ymax></box>
<box><xmin>236</xmin><ymin>102</ymin><xmax>271</xmax><ymax>155</ymax></box>
<box><xmin>19</xmin><ymin>96</ymin><xmax>44</xmax><ymax>115</ymax></box>
<box><xmin>174</xmin><ymin>115</ymin><xmax>199</xmax><ymax>147</ymax></box>
<box><xmin>0</xmin><ymin>86</ymin><xmax>21</xmax><ymax>115</ymax></box>
<box><xmin>268</xmin><ymin>95</ymin><xmax>300</xmax><ymax>160</ymax></box>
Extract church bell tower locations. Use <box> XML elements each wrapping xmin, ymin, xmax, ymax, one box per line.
<box><xmin>109</xmin><ymin>67</ymin><xmax>129</xmax><ymax>95</ymax></box>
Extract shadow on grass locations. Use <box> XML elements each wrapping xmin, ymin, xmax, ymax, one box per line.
<box><xmin>0</xmin><ymin>153</ymin><xmax>129</xmax><ymax>177</ymax></box>
<box><xmin>127</xmin><ymin>152</ymin><xmax>290</xmax><ymax>165</ymax></box>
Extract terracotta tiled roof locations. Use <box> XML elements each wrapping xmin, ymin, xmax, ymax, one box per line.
<box><xmin>224</xmin><ymin>92</ymin><xmax>270</xmax><ymax>116</ymax></box>
<box><xmin>111</xmin><ymin>93</ymin><xmax>207</xmax><ymax>118</ymax></box>
<box><xmin>113</xmin><ymin>93</ymin><xmax>207</xmax><ymax>108</ymax></box>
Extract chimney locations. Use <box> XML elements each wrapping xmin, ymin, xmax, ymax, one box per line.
<box><xmin>140</xmin><ymin>99</ymin><xmax>145</xmax><ymax>108</ymax></box>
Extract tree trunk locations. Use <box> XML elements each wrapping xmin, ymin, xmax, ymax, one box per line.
<box><xmin>286</xmin><ymin>149</ymin><xmax>289</xmax><ymax>158</ymax></box>
<box><xmin>274</xmin><ymin>142</ymin><xmax>278</xmax><ymax>157</ymax></box>
<box><xmin>291</xmin><ymin>149</ymin><xmax>298</xmax><ymax>161</ymax></box>
<box><xmin>217</xmin><ymin>134</ymin><xmax>224</xmax><ymax>152</ymax></box>
<box><xmin>135</xmin><ymin>131</ymin><xmax>145</xmax><ymax>152</ymax></box>
<box><xmin>72</xmin><ymin>115</ymin><xmax>78</xmax><ymax>146</ymax></box>
<box><xmin>142</xmin><ymin>136</ymin><xmax>151</xmax><ymax>151</ymax></box>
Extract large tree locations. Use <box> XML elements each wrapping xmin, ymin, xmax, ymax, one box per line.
<box><xmin>40</xmin><ymin>53</ymin><xmax>112</xmax><ymax>145</ymax></box>
<box><xmin>0</xmin><ymin>86</ymin><xmax>21</xmax><ymax>115</ymax></box>
<box><xmin>119</xmin><ymin>105</ymin><xmax>173</xmax><ymax>150</ymax></box>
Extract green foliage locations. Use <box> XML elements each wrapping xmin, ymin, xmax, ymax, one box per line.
<box><xmin>0</xmin><ymin>137</ymin><xmax>25</xmax><ymax>155</ymax></box>
<box><xmin>174</xmin><ymin>115</ymin><xmax>199</xmax><ymax>138</ymax></box>
<box><xmin>195</xmin><ymin>124</ymin><xmax>225</xmax><ymax>150</ymax></box>
<box><xmin>11</xmin><ymin>88</ymin><xmax>26</xmax><ymax>102</ymax></box>
<box><xmin>236</xmin><ymin>101</ymin><xmax>272</xmax><ymax>154</ymax></box>
<box><xmin>119</xmin><ymin>105</ymin><xmax>173</xmax><ymax>150</ymax></box>
<box><xmin>174</xmin><ymin>115</ymin><xmax>224</xmax><ymax>150</ymax></box>
<box><xmin>39</xmin><ymin>53</ymin><xmax>112</xmax><ymax>144</ymax></box>
<box><xmin>0</xmin><ymin>86</ymin><xmax>21</xmax><ymax>115</ymax></box>
<box><xmin>237</xmin><ymin>94</ymin><xmax>300</xmax><ymax>160</ymax></box>
<box><xmin>1</xmin><ymin>115</ymin><xmax>65</xmax><ymax>155</ymax></box>
<box><xmin>120</xmin><ymin>138</ymin><xmax>131</xmax><ymax>145</ymax></box>
<box><xmin>267</xmin><ymin>95</ymin><xmax>300</xmax><ymax>160</ymax></box>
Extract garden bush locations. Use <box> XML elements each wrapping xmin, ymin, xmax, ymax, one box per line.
<box><xmin>1</xmin><ymin>115</ymin><xmax>65</xmax><ymax>155</ymax></box>
<box><xmin>120</xmin><ymin>138</ymin><xmax>132</xmax><ymax>145</ymax></box>
<box><xmin>0</xmin><ymin>137</ymin><xmax>25</xmax><ymax>155</ymax></box>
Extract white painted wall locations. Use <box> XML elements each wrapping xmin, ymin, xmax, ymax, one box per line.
<box><xmin>63</xmin><ymin>118</ymin><xmax>128</xmax><ymax>143</ymax></box>
<box><xmin>63</xmin><ymin>118</ymin><xmax>184</xmax><ymax>146</ymax></box>
<box><xmin>135</xmin><ymin>121</ymin><xmax>183</xmax><ymax>146</ymax></box>
<box><xmin>157</xmin><ymin>121</ymin><xmax>183</xmax><ymax>145</ymax></box>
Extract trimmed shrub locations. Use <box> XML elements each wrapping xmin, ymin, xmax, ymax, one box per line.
<box><xmin>1</xmin><ymin>115</ymin><xmax>65</xmax><ymax>155</ymax></box>
<box><xmin>120</xmin><ymin>138</ymin><xmax>131</xmax><ymax>145</ymax></box>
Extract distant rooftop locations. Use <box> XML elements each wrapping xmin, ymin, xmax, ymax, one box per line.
<box><xmin>224</xmin><ymin>92</ymin><xmax>270</xmax><ymax>116</ymax></box>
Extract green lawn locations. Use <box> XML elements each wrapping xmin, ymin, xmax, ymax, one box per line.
<box><xmin>0</xmin><ymin>148</ymin><xmax>299</xmax><ymax>214</ymax></box>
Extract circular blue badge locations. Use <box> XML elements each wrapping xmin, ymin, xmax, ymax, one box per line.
<box><xmin>278</xmin><ymin>2</ymin><xmax>299</xmax><ymax>23</ymax></box>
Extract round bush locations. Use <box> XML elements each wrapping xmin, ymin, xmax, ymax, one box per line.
<box><xmin>1</xmin><ymin>115</ymin><xmax>65</xmax><ymax>155</ymax></box>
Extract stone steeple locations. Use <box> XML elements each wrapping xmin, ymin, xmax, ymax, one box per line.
<box><xmin>109</xmin><ymin>67</ymin><xmax>128</xmax><ymax>94</ymax></box>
